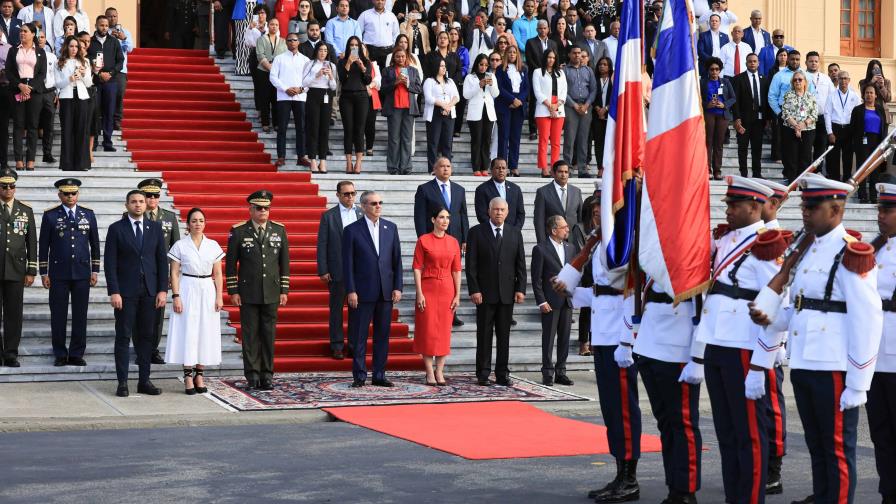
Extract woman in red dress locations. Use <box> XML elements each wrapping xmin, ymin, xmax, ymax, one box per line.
<box><xmin>274</xmin><ymin>0</ymin><xmax>298</xmax><ymax>38</ymax></box>
<box><xmin>413</xmin><ymin>208</ymin><xmax>462</xmax><ymax>386</ymax></box>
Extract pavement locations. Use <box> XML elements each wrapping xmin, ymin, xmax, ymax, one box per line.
<box><xmin>0</xmin><ymin>369</ymin><xmax>883</xmax><ymax>503</ymax></box>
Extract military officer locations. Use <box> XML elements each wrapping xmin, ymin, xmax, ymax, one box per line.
<box><xmin>167</xmin><ymin>0</ymin><xmax>197</xmax><ymax>49</ymax></box>
<box><xmin>138</xmin><ymin>178</ymin><xmax>180</xmax><ymax>364</ymax></box>
<box><xmin>0</xmin><ymin>168</ymin><xmax>37</xmax><ymax>367</ymax></box>
<box><xmin>226</xmin><ymin>190</ymin><xmax>290</xmax><ymax>391</ymax></box>
<box><xmin>755</xmin><ymin>177</ymin><xmax>789</xmax><ymax>495</ymax></box>
<box><xmin>868</xmin><ymin>178</ymin><xmax>896</xmax><ymax>504</ymax></box>
<box><xmin>686</xmin><ymin>176</ymin><xmax>783</xmax><ymax>504</ymax></box>
<box><xmin>38</xmin><ymin>178</ymin><xmax>100</xmax><ymax>367</ymax></box>
<box><xmin>750</xmin><ymin>173</ymin><xmax>882</xmax><ymax>504</ymax></box>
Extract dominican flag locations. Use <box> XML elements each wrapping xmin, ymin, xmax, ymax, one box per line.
<box><xmin>599</xmin><ymin>0</ymin><xmax>645</xmax><ymax>270</ymax></box>
<box><xmin>639</xmin><ymin>0</ymin><xmax>711</xmax><ymax>302</ymax></box>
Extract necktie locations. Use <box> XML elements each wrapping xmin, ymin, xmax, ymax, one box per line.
<box><xmin>752</xmin><ymin>72</ymin><xmax>760</xmax><ymax>110</ymax></box>
<box><xmin>68</xmin><ymin>209</ymin><xmax>75</xmax><ymax>221</ymax></box>
<box><xmin>734</xmin><ymin>44</ymin><xmax>741</xmax><ymax>74</ymax></box>
<box><xmin>495</xmin><ymin>227</ymin><xmax>502</xmax><ymax>247</ymax></box>
<box><xmin>498</xmin><ymin>183</ymin><xmax>506</xmax><ymax>200</ymax></box>
<box><xmin>570</xmin><ymin>26</ymin><xmax>575</xmax><ymax>38</ymax></box>
<box><xmin>0</xmin><ymin>203</ymin><xmax>9</xmax><ymax>222</ymax></box>
<box><xmin>148</xmin><ymin>210</ymin><xmax>155</xmax><ymax>221</ymax></box>
<box><xmin>441</xmin><ymin>183</ymin><xmax>451</xmax><ymax>208</ymax></box>
<box><xmin>135</xmin><ymin>221</ymin><xmax>143</xmax><ymax>250</ymax></box>
<box><xmin>561</xmin><ymin>187</ymin><xmax>567</xmax><ymax>211</ymax></box>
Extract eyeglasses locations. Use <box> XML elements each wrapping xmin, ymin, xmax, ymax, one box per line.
<box><xmin>287</xmin><ymin>38</ymin><xmax>299</xmax><ymax>42</ymax></box>
<box><xmin>773</xmin><ymin>35</ymin><xmax>785</xmax><ymax>39</ymax></box>
<box><xmin>793</xmin><ymin>78</ymin><xmax>805</xmax><ymax>82</ymax></box>
<box><xmin>0</xmin><ymin>184</ymin><xmax>15</xmax><ymax>189</ymax></box>
<box><xmin>144</xmin><ymin>193</ymin><xmax>160</xmax><ymax>198</ymax></box>
<box><xmin>340</xmin><ymin>191</ymin><xmax>356</xmax><ymax>197</ymax></box>
<box><xmin>367</xmin><ymin>201</ymin><xmax>383</xmax><ymax>206</ymax></box>
<box><xmin>62</xmin><ymin>192</ymin><xmax>78</xmax><ymax>196</ymax></box>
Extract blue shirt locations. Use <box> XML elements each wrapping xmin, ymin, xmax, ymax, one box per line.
<box><xmin>704</xmin><ymin>79</ymin><xmax>725</xmax><ymax>116</ymax></box>
<box><xmin>511</xmin><ymin>15</ymin><xmax>538</xmax><ymax>53</ymax></box>
<box><xmin>758</xmin><ymin>43</ymin><xmax>793</xmax><ymax>77</ymax></box>
<box><xmin>325</xmin><ymin>16</ymin><xmax>363</xmax><ymax>57</ymax></box>
<box><xmin>768</xmin><ymin>67</ymin><xmax>816</xmax><ymax>115</ymax></box>
<box><xmin>864</xmin><ymin>108</ymin><xmax>882</xmax><ymax>135</ymax></box>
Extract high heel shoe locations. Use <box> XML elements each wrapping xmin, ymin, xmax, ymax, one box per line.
<box><xmin>183</xmin><ymin>368</ymin><xmax>196</xmax><ymax>395</ymax></box>
<box><xmin>193</xmin><ymin>366</ymin><xmax>208</xmax><ymax>394</ymax></box>
<box><xmin>425</xmin><ymin>376</ymin><xmax>437</xmax><ymax>386</ymax></box>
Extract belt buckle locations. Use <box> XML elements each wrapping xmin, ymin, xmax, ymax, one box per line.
<box><xmin>794</xmin><ymin>294</ymin><xmax>803</xmax><ymax>312</ymax></box>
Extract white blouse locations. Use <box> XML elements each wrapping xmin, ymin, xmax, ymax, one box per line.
<box><xmin>168</xmin><ymin>235</ymin><xmax>225</xmax><ymax>277</ymax></box>
<box><xmin>55</xmin><ymin>58</ymin><xmax>91</xmax><ymax>100</ymax></box>
<box><xmin>507</xmin><ymin>64</ymin><xmax>521</xmax><ymax>93</ymax></box>
<box><xmin>423</xmin><ymin>77</ymin><xmax>459</xmax><ymax>121</ymax></box>
<box><xmin>302</xmin><ymin>60</ymin><xmax>338</xmax><ymax>90</ymax></box>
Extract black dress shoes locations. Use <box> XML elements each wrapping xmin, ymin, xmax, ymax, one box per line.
<box><xmin>595</xmin><ymin>460</ymin><xmax>639</xmax><ymax>503</ymax></box>
<box><xmin>54</xmin><ymin>357</ymin><xmax>68</xmax><ymax>367</ymax></box>
<box><xmin>452</xmin><ymin>315</ymin><xmax>464</xmax><ymax>327</ymax></box>
<box><xmin>137</xmin><ymin>381</ymin><xmax>162</xmax><ymax>395</ymax></box>
<box><xmin>103</xmin><ymin>145</ymin><xmax>117</xmax><ymax>152</ymax></box>
<box><xmin>245</xmin><ymin>378</ymin><xmax>260</xmax><ymax>390</ymax></box>
<box><xmin>68</xmin><ymin>357</ymin><xmax>87</xmax><ymax>366</ymax></box>
<box><xmin>510</xmin><ymin>318</ymin><xmax>517</xmax><ymax>327</ymax></box>
<box><xmin>150</xmin><ymin>353</ymin><xmax>166</xmax><ymax>365</ymax></box>
<box><xmin>495</xmin><ymin>377</ymin><xmax>513</xmax><ymax>386</ymax></box>
<box><xmin>43</xmin><ymin>155</ymin><xmax>56</xmax><ymax>163</ymax></box>
<box><xmin>332</xmin><ymin>350</ymin><xmax>345</xmax><ymax>360</ymax></box>
<box><xmin>477</xmin><ymin>378</ymin><xmax>493</xmax><ymax>386</ymax></box>
<box><xmin>555</xmin><ymin>375</ymin><xmax>574</xmax><ymax>386</ymax></box>
<box><xmin>766</xmin><ymin>455</ymin><xmax>783</xmax><ymax>494</ymax></box>
<box><xmin>4</xmin><ymin>358</ymin><xmax>20</xmax><ymax>367</ymax></box>
<box><xmin>542</xmin><ymin>377</ymin><xmax>554</xmax><ymax>386</ymax></box>
<box><xmin>260</xmin><ymin>379</ymin><xmax>274</xmax><ymax>390</ymax></box>
<box><xmin>351</xmin><ymin>379</ymin><xmax>365</xmax><ymax>388</ymax></box>
<box><xmin>790</xmin><ymin>496</ymin><xmax>815</xmax><ymax>504</ymax></box>
<box><xmin>116</xmin><ymin>383</ymin><xmax>129</xmax><ymax>397</ymax></box>
<box><xmin>661</xmin><ymin>490</ymin><xmax>697</xmax><ymax>504</ymax></box>
<box><xmin>372</xmin><ymin>378</ymin><xmax>394</xmax><ymax>387</ymax></box>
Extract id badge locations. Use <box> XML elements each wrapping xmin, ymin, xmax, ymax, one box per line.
<box><xmin>414</xmin><ymin>47</ymin><xmax>419</xmax><ymax>56</ymax></box>
<box><xmin>863</xmin><ymin>136</ymin><xmax>869</xmax><ymax>145</ymax></box>
<box><xmin>600</xmin><ymin>24</ymin><xmax>606</xmax><ymax>33</ymax></box>
<box><xmin>324</xmin><ymin>93</ymin><xmax>329</xmax><ymax>104</ymax></box>
<box><xmin>757</xmin><ymin>111</ymin><xmax>762</xmax><ymax>119</ymax></box>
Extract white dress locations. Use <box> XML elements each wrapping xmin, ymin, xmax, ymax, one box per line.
<box><xmin>165</xmin><ymin>235</ymin><xmax>225</xmax><ymax>366</ymax></box>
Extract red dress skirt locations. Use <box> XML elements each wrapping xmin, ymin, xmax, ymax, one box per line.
<box><xmin>412</xmin><ymin>232</ymin><xmax>462</xmax><ymax>356</ymax></box>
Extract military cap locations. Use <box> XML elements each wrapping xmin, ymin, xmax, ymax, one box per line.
<box><xmin>723</xmin><ymin>175</ymin><xmax>774</xmax><ymax>203</ymax></box>
<box><xmin>755</xmin><ymin>178</ymin><xmax>788</xmax><ymax>200</ymax></box>
<box><xmin>798</xmin><ymin>173</ymin><xmax>853</xmax><ymax>204</ymax></box>
<box><xmin>0</xmin><ymin>168</ymin><xmax>18</xmax><ymax>185</ymax></box>
<box><xmin>248</xmin><ymin>190</ymin><xmax>273</xmax><ymax>207</ymax></box>
<box><xmin>877</xmin><ymin>180</ymin><xmax>896</xmax><ymax>208</ymax></box>
<box><xmin>138</xmin><ymin>178</ymin><xmax>164</xmax><ymax>195</ymax></box>
<box><xmin>55</xmin><ymin>178</ymin><xmax>82</xmax><ymax>193</ymax></box>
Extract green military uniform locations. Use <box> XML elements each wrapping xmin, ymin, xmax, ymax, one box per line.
<box><xmin>226</xmin><ymin>190</ymin><xmax>290</xmax><ymax>389</ymax></box>
<box><xmin>138</xmin><ymin>178</ymin><xmax>181</xmax><ymax>363</ymax></box>
<box><xmin>0</xmin><ymin>169</ymin><xmax>37</xmax><ymax>365</ymax></box>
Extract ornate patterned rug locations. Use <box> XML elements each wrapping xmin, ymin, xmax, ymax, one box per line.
<box><xmin>203</xmin><ymin>372</ymin><xmax>590</xmax><ymax>411</ymax></box>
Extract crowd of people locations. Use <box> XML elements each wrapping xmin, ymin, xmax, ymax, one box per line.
<box><xmin>0</xmin><ymin>2</ymin><xmax>132</xmax><ymax>172</ymax></box>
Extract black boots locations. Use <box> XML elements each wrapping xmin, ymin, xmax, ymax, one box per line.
<box><xmin>590</xmin><ymin>459</ymin><xmax>640</xmax><ymax>503</ymax></box>
<box><xmin>662</xmin><ymin>490</ymin><xmax>697</xmax><ymax>504</ymax></box>
<box><xmin>766</xmin><ymin>455</ymin><xmax>783</xmax><ymax>494</ymax></box>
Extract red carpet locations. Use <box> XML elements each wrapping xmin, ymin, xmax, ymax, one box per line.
<box><xmin>124</xmin><ymin>48</ymin><xmax>415</xmax><ymax>373</ymax></box>
<box><xmin>324</xmin><ymin>401</ymin><xmax>664</xmax><ymax>460</ymax></box>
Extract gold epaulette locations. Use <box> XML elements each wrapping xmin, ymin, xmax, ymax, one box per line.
<box><xmin>43</xmin><ymin>204</ymin><xmax>61</xmax><ymax>212</ymax></box>
<box><xmin>79</xmin><ymin>204</ymin><xmax>93</xmax><ymax>211</ymax></box>
<box><xmin>16</xmin><ymin>200</ymin><xmax>32</xmax><ymax>208</ymax></box>
<box><xmin>843</xmin><ymin>234</ymin><xmax>857</xmax><ymax>244</ymax></box>
<box><xmin>231</xmin><ymin>220</ymin><xmax>248</xmax><ymax>228</ymax></box>
<box><xmin>270</xmin><ymin>220</ymin><xmax>285</xmax><ymax>227</ymax></box>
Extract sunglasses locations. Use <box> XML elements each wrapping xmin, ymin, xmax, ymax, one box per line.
<box><xmin>0</xmin><ymin>184</ymin><xmax>15</xmax><ymax>189</ymax></box>
<box><xmin>773</xmin><ymin>35</ymin><xmax>785</xmax><ymax>39</ymax></box>
<box><xmin>793</xmin><ymin>78</ymin><xmax>805</xmax><ymax>82</ymax></box>
<box><xmin>367</xmin><ymin>201</ymin><xmax>383</xmax><ymax>206</ymax></box>
<box><xmin>144</xmin><ymin>193</ymin><xmax>160</xmax><ymax>198</ymax></box>
<box><xmin>341</xmin><ymin>191</ymin><xmax>356</xmax><ymax>197</ymax></box>
<box><xmin>287</xmin><ymin>38</ymin><xmax>299</xmax><ymax>42</ymax></box>
<box><xmin>62</xmin><ymin>191</ymin><xmax>78</xmax><ymax>196</ymax></box>
<box><xmin>254</xmin><ymin>206</ymin><xmax>270</xmax><ymax>211</ymax></box>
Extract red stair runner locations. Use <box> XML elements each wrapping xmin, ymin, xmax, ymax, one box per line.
<box><xmin>123</xmin><ymin>48</ymin><xmax>417</xmax><ymax>373</ymax></box>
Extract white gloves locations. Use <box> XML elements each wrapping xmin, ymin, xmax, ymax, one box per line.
<box><xmin>774</xmin><ymin>347</ymin><xmax>787</xmax><ymax>367</ymax></box>
<box><xmin>614</xmin><ymin>344</ymin><xmax>634</xmax><ymax>368</ymax></box>
<box><xmin>678</xmin><ymin>361</ymin><xmax>704</xmax><ymax>385</ymax></box>
<box><xmin>839</xmin><ymin>387</ymin><xmax>867</xmax><ymax>411</ymax></box>
<box><xmin>744</xmin><ymin>369</ymin><xmax>766</xmax><ymax>400</ymax></box>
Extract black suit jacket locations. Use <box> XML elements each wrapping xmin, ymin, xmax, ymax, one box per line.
<box><xmin>104</xmin><ymin>216</ymin><xmax>168</xmax><ymax>297</ymax></box>
<box><xmin>5</xmin><ymin>45</ymin><xmax>47</xmax><ymax>94</ymax></box>
<box><xmin>413</xmin><ymin>179</ymin><xmax>470</xmax><ymax>244</ymax></box>
<box><xmin>849</xmin><ymin>104</ymin><xmax>889</xmax><ymax>153</ymax></box>
<box><xmin>731</xmin><ymin>71</ymin><xmax>770</xmax><ymax>125</ymax></box>
<box><xmin>316</xmin><ymin>204</ymin><xmax>363</xmax><ymax>282</ymax></box>
<box><xmin>473</xmin><ymin>178</ymin><xmax>525</xmax><ymax>229</ymax></box>
<box><xmin>0</xmin><ymin>17</ymin><xmax>22</xmax><ymax>47</ymax></box>
<box><xmin>593</xmin><ymin>74</ymin><xmax>613</xmax><ymax>110</ymax></box>
<box><xmin>313</xmin><ymin>0</ymin><xmax>338</xmax><ymax>24</ymax></box>
<box><xmin>466</xmin><ymin>222</ymin><xmax>526</xmax><ymax>304</ymax></box>
<box><xmin>531</xmin><ymin>239</ymin><xmax>573</xmax><ymax>308</ymax></box>
<box><xmin>525</xmin><ymin>36</ymin><xmax>558</xmax><ymax>70</ymax></box>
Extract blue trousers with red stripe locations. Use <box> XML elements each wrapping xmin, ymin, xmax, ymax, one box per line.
<box><xmin>638</xmin><ymin>356</ymin><xmax>702</xmax><ymax>494</ymax></box>
<box><xmin>765</xmin><ymin>364</ymin><xmax>787</xmax><ymax>458</ymax></box>
<box><xmin>867</xmin><ymin>371</ymin><xmax>896</xmax><ymax>500</ymax></box>
<box><xmin>704</xmin><ymin>345</ymin><xmax>769</xmax><ymax>504</ymax></box>
<box><xmin>791</xmin><ymin>369</ymin><xmax>858</xmax><ymax>503</ymax></box>
<box><xmin>593</xmin><ymin>345</ymin><xmax>641</xmax><ymax>461</ymax></box>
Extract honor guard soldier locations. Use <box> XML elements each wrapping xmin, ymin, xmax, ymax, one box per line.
<box><xmin>226</xmin><ymin>190</ymin><xmax>290</xmax><ymax>391</ymax></box>
<box><xmin>138</xmin><ymin>178</ymin><xmax>180</xmax><ymax>364</ymax></box>
<box><xmin>755</xmin><ymin>177</ymin><xmax>789</xmax><ymax>494</ymax></box>
<box><xmin>38</xmin><ymin>178</ymin><xmax>100</xmax><ymax>367</ymax></box>
<box><xmin>687</xmin><ymin>176</ymin><xmax>784</xmax><ymax>504</ymax></box>
<box><xmin>868</xmin><ymin>178</ymin><xmax>896</xmax><ymax>504</ymax></box>
<box><xmin>0</xmin><ymin>168</ymin><xmax>36</xmax><ymax>367</ymax></box>
<box><xmin>631</xmin><ymin>278</ymin><xmax>700</xmax><ymax>504</ymax></box>
<box><xmin>751</xmin><ymin>173</ymin><xmax>882</xmax><ymax>504</ymax></box>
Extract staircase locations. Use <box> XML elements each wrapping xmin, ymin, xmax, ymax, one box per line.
<box><xmin>122</xmin><ymin>48</ymin><xmax>419</xmax><ymax>373</ymax></box>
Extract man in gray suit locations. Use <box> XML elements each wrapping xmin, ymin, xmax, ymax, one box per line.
<box><xmin>531</xmin><ymin>215</ymin><xmax>575</xmax><ymax>386</ymax></box>
<box><xmin>317</xmin><ymin>181</ymin><xmax>363</xmax><ymax>359</ymax></box>
<box><xmin>578</xmin><ymin>24</ymin><xmax>609</xmax><ymax>73</ymax></box>
<box><xmin>533</xmin><ymin>160</ymin><xmax>583</xmax><ymax>244</ymax></box>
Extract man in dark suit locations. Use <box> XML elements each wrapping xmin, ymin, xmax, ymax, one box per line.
<box><xmin>313</xmin><ymin>0</ymin><xmax>339</xmax><ymax>25</ymax></box>
<box><xmin>104</xmin><ymin>190</ymin><xmax>169</xmax><ymax>398</ymax></box>
<box><xmin>524</xmin><ymin>19</ymin><xmax>557</xmax><ymax>139</ymax></box>
<box><xmin>0</xmin><ymin>0</ymin><xmax>22</xmax><ymax>47</ymax></box>
<box><xmin>343</xmin><ymin>190</ymin><xmax>403</xmax><ymax>387</ymax></box>
<box><xmin>317</xmin><ymin>181</ymin><xmax>362</xmax><ymax>359</ymax></box>
<box><xmin>466</xmin><ymin>196</ymin><xmax>526</xmax><ymax>386</ymax></box>
<box><xmin>531</xmin><ymin>215</ymin><xmax>575</xmax><ymax>386</ymax></box>
<box><xmin>533</xmin><ymin>160</ymin><xmax>583</xmax><ymax>244</ymax></box>
<box><xmin>742</xmin><ymin>10</ymin><xmax>771</xmax><ymax>54</ymax></box>
<box><xmin>697</xmin><ymin>14</ymin><xmax>728</xmax><ymax>75</ymax></box>
<box><xmin>474</xmin><ymin>157</ymin><xmax>525</xmax><ymax>229</ymax></box>
<box><xmin>413</xmin><ymin>157</ymin><xmax>469</xmax><ymax>326</ymax></box>
<box><xmin>578</xmin><ymin>24</ymin><xmax>608</xmax><ymax>73</ymax></box>
<box><xmin>731</xmin><ymin>53</ymin><xmax>768</xmax><ymax>177</ymax></box>
<box><xmin>38</xmin><ymin>178</ymin><xmax>100</xmax><ymax>367</ymax></box>
<box><xmin>87</xmin><ymin>15</ymin><xmax>125</xmax><ymax>152</ymax></box>
<box><xmin>299</xmin><ymin>20</ymin><xmax>338</xmax><ymax>63</ymax></box>
<box><xmin>564</xmin><ymin>7</ymin><xmax>584</xmax><ymax>43</ymax></box>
